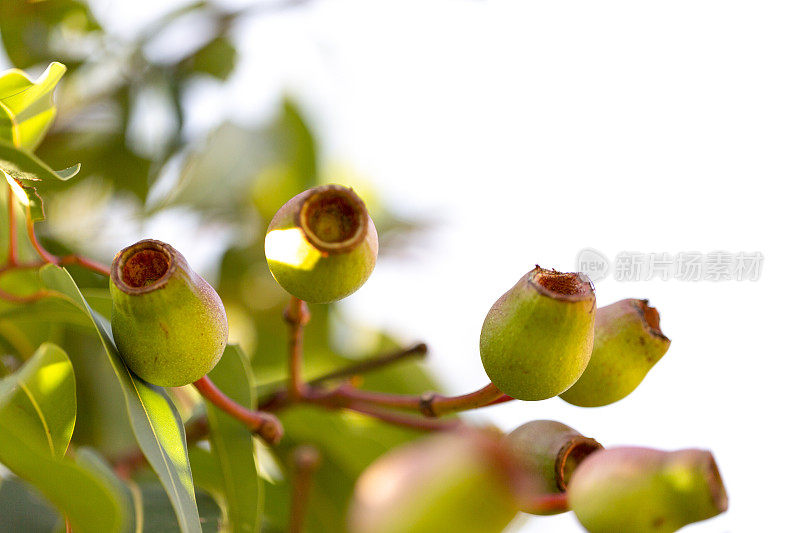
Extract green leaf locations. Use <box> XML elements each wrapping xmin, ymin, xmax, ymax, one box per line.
<box><xmin>39</xmin><ymin>265</ymin><xmax>203</xmax><ymax>533</ymax></box>
<box><xmin>0</xmin><ymin>342</ymin><xmax>76</xmax><ymax>456</ymax></box>
<box><xmin>131</xmin><ymin>481</ymin><xmax>222</xmax><ymax>533</ymax></box>
<box><xmin>0</xmin><ymin>0</ymin><xmax>101</xmax><ymax>70</ymax></box>
<box><xmin>181</xmin><ymin>36</ymin><xmax>238</xmax><ymax>81</ymax></box>
<box><xmin>0</xmin><ymin>476</ymin><xmax>61</xmax><ymax>532</ymax></box>
<box><xmin>0</xmin><ymin>62</ymin><xmax>66</xmax><ymax>151</ymax></box>
<box><xmin>199</xmin><ymin>345</ymin><xmax>263</xmax><ymax>533</ymax></box>
<box><xmin>0</xmin><ymin>137</ymin><xmax>80</xmax><ymax>220</ymax></box>
<box><xmin>0</xmin><ymin>344</ymin><xmax>129</xmax><ymax>532</ymax></box>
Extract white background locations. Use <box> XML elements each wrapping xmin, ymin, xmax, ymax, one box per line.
<box><xmin>19</xmin><ymin>0</ymin><xmax>800</xmax><ymax>530</ymax></box>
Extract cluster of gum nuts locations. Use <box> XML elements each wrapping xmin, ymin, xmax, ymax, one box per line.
<box><xmin>107</xmin><ymin>185</ymin><xmax>728</xmax><ymax>533</ymax></box>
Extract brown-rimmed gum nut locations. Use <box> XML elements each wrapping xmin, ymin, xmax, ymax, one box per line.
<box><xmin>264</xmin><ymin>184</ymin><xmax>379</xmax><ymax>304</ymax></box>
<box><xmin>348</xmin><ymin>430</ymin><xmax>519</xmax><ymax>533</ymax></box>
<box><xmin>505</xmin><ymin>420</ymin><xmax>603</xmax><ymax>515</ymax></box>
<box><xmin>560</xmin><ymin>299</ymin><xmax>671</xmax><ymax>407</ymax></box>
<box><xmin>568</xmin><ymin>447</ymin><xmax>728</xmax><ymax>533</ymax></box>
<box><xmin>480</xmin><ymin>267</ymin><xmax>596</xmax><ymax>400</ymax></box>
<box><xmin>110</xmin><ymin>239</ymin><xmax>228</xmax><ymax>387</ymax></box>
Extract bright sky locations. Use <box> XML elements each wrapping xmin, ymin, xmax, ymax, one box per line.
<box><xmin>17</xmin><ymin>0</ymin><xmax>800</xmax><ymax>530</ymax></box>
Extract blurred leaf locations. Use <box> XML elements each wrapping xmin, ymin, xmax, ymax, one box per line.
<box><xmin>165</xmin><ymin>99</ymin><xmax>317</xmax><ymax>218</ymax></box>
<box><xmin>198</xmin><ymin>345</ymin><xmax>263</xmax><ymax>533</ymax></box>
<box><xmin>0</xmin><ymin>476</ymin><xmax>61</xmax><ymax>532</ymax></box>
<box><xmin>0</xmin><ymin>343</ymin><xmax>130</xmax><ymax>532</ymax></box>
<box><xmin>0</xmin><ymin>137</ymin><xmax>80</xmax><ymax>220</ymax></box>
<box><xmin>132</xmin><ymin>481</ymin><xmax>222</xmax><ymax>533</ymax></box>
<box><xmin>180</xmin><ymin>36</ymin><xmax>238</xmax><ymax>81</ymax></box>
<box><xmin>0</xmin><ymin>0</ymin><xmax>101</xmax><ymax>69</ymax></box>
<box><xmin>38</xmin><ymin>265</ymin><xmax>202</xmax><ymax>533</ymax></box>
<box><xmin>0</xmin><ymin>61</ymin><xmax>66</xmax><ymax>151</ymax></box>
<box><xmin>0</xmin><ymin>342</ymin><xmax>75</xmax><ymax>457</ymax></box>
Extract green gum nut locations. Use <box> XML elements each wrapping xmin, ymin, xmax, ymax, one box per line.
<box><xmin>348</xmin><ymin>430</ymin><xmax>519</xmax><ymax>533</ymax></box>
<box><xmin>110</xmin><ymin>239</ymin><xmax>228</xmax><ymax>387</ymax></box>
<box><xmin>480</xmin><ymin>267</ymin><xmax>596</xmax><ymax>400</ymax></box>
<box><xmin>568</xmin><ymin>447</ymin><xmax>728</xmax><ymax>533</ymax></box>
<box><xmin>264</xmin><ymin>184</ymin><xmax>378</xmax><ymax>304</ymax></box>
<box><xmin>560</xmin><ymin>299</ymin><xmax>671</xmax><ymax>407</ymax></box>
<box><xmin>505</xmin><ymin>420</ymin><xmax>603</xmax><ymax>515</ymax></box>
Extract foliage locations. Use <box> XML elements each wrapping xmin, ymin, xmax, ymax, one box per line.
<box><xmin>0</xmin><ymin>2</ymin><xmax>433</xmax><ymax>531</ymax></box>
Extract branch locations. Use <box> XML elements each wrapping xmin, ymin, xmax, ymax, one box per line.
<box><xmin>289</xmin><ymin>445</ymin><xmax>322</xmax><ymax>533</ymax></box>
<box><xmin>309</xmin><ymin>343</ymin><xmax>428</xmax><ymax>386</ymax></box>
<box><xmin>283</xmin><ymin>296</ymin><xmax>310</xmax><ymax>400</ymax></box>
<box><xmin>25</xmin><ymin>216</ymin><xmax>110</xmax><ymax>277</ymax></box>
<box><xmin>342</xmin><ymin>402</ymin><xmax>463</xmax><ymax>432</ymax></box>
<box><xmin>193</xmin><ymin>376</ymin><xmax>283</xmax><ymax>444</ymax></box>
<box><xmin>259</xmin><ymin>342</ymin><xmax>428</xmax><ymax>411</ymax></box>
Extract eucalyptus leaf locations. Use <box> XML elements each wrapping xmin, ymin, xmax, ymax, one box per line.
<box><xmin>0</xmin><ymin>62</ymin><xmax>66</xmax><ymax>151</ymax></box>
<box><xmin>0</xmin><ymin>343</ymin><xmax>129</xmax><ymax>532</ymax></box>
<box><xmin>38</xmin><ymin>264</ymin><xmax>202</xmax><ymax>533</ymax></box>
<box><xmin>0</xmin><ymin>342</ymin><xmax>76</xmax><ymax>457</ymax></box>
<box><xmin>200</xmin><ymin>345</ymin><xmax>263</xmax><ymax>533</ymax></box>
<box><xmin>0</xmin><ymin>137</ymin><xmax>80</xmax><ymax>220</ymax></box>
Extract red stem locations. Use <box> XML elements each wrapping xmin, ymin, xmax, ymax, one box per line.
<box><xmin>297</xmin><ymin>382</ymin><xmax>506</xmax><ymax>418</ymax></box>
<box><xmin>193</xmin><ymin>376</ymin><xmax>283</xmax><ymax>444</ymax></box>
<box><xmin>284</xmin><ymin>297</ymin><xmax>310</xmax><ymax>401</ymax></box>
<box><xmin>342</xmin><ymin>401</ymin><xmax>463</xmax><ymax>432</ymax></box>
<box><xmin>25</xmin><ymin>215</ymin><xmax>110</xmax><ymax>276</ymax></box>
<box><xmin>519</xmin><ymin>492</ymin><xmax>569</xmax><ymax>514</ymax></box>
<box><xmin>289</xmin><ymin>445</ymin><xmax>321</xmax><ymax>533</ymax></box>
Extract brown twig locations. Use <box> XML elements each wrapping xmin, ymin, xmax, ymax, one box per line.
<box><xmin>25</xmin><ymin>216</ymin><xmax>110</xmax><ymax>277</ymax></box>
<box><xmin>193</xmin><ymin>376</ymin><xmax>283</xmax><ymax>444</ymax></box>
<box><xmin>259</xmin><ymin>343</ymin><xmax>428</xmax><ymax>411</ymax></box>
<box><xmin>309</xmin><ymin>342</ymin><xmax>428</xmax><ymax>386</ymax></box>
<box><xmin>289</xmin><ymin>445</ymin><xmax>322</xmax><ymax>533</ymax></box>
<box><xmin>283</xmin><ymin>296</ymin><xmax>310</xmax><ymax>401</ymax></box>
<box><xmin>342</xmin><ymin>402</ymin><xmax>463</xmax><ymax>432</ymax></box>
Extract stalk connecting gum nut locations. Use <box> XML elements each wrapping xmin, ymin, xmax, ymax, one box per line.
<box><xmin>505</xmin><ymin>420</ymin><xmax>603</xmax><ymax>515</ymax></box>
<box><xmin>480</xmin><ymin>267</ymin><xmax>596</xmax><ymax>400</ymax></box>
<box><xmin>567</xmin><ymin>447</ymin><xmax>728</xmax><ymax>532</ymax></box>
<box><xmin>264</xmin><ymin>184</ymin><xmax>378</xmax><ymax>303</ymax></box>
<box><xmin>110</xmin><ymin>239</ymin><xmax>228</xmax><ymax>387</ymax></box>
<box><xmin>560</xmin><ymin>299</ymin><xmax>670</xmax><ymax>407</ymax></box>
<box><xmin>348</xmin><ymin>430</ymin><xmax>519</xmax><ymax>533</ymax></box>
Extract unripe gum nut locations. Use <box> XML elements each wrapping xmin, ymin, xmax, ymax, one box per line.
<box><xmin>348</xmin><ymin>430</ymin><xmax>519</xmax><ymax>533</ymax></box>
<box><xmin>480</xmin><ymin>267</ymin><xmax>596</xmax><ymax>401</ymax></box>
<box><xmin>110</xmin><ymin>239</ymin><xmax>228</xmax><ymax>387</ymax></box>
<box><xmin>567</xmin><ymin>447</ymin><xmax>728</xmax><ymax>533</ymax></box>
<box><xmin>560</xmin><ymin>298</ymin><xmax>671</xmax><ymax>407</ymax></box>
<box><xmin>505</xmin><ymin>420</ymin><xmax>603</xmax><ymax>515</ymax></box>
<box><xmin>264</xmin><ymin>184</ymin><xmax>378</xmax><ymax>304</ymax></box>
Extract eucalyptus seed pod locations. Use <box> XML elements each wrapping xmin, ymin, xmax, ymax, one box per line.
<box><xmin>110</xmin><ymin>239</ymin><xmax>228</xmax><ymax>387</ymax></box>
<box><xmin>568</xmin><ymin>447</ymin><xmax>728</xmax><ymax>533</ymax></box>
<box><xmin>348</xmin><ymin>430</ymin><xmax>519</xmax><ymax>533</ymax></box>
<box><xmin>480</xmin><ymin>267</ymin><xmax>596</xmax><ymax>400</ymax></box>
<box><xmin>505</xmin><ymin>420</ymin><xmax>603</xmax><ymax>515</ymax></box>
<box><xmin>264</xmin><ymin>184</ymin><xmax>378</xmax><ymax>303</ymax></box>
<box><xmin>560</xmin><ymin>299</ymin><xmax>670</xmax><ymax>407</ymax></box>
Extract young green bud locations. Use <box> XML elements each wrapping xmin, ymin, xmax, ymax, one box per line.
<box><xmin>264</xmin><ymin>184</ymin><xmax>378</xmax><ymax>303</ymax></box>
<box><xmin>505</xmin><ymin>420</ymin><xmax>602</xmax><ymax>515</ymax></box>
<box><xmin>568</xmin><ymin>447</ymin><xmax>728</xmax><ymax>533</ymax></box>
<box><xmin>480</xmin><ymin>267</ymin><xmax>596</xmax><ymax>400</ymax></box>
<box><xmin>110</xmin><ymin>239</ymin><xmax>228</xmax><ymax>387</ymax></box>
<box><xmin>348</xmin><ymin>430</ymin><xmax>519</xmax><ymax>533</ymax></box>
<box><xmin>560</xmin><ymin>299</ymin><xmax>670</xmax><ymax>407</ymax></box>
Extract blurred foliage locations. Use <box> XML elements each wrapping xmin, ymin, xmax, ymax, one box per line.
<box><xmin>0</xmin><ymin>1</ymin><xmax>434</xmax><ymax>532</ymax></box>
